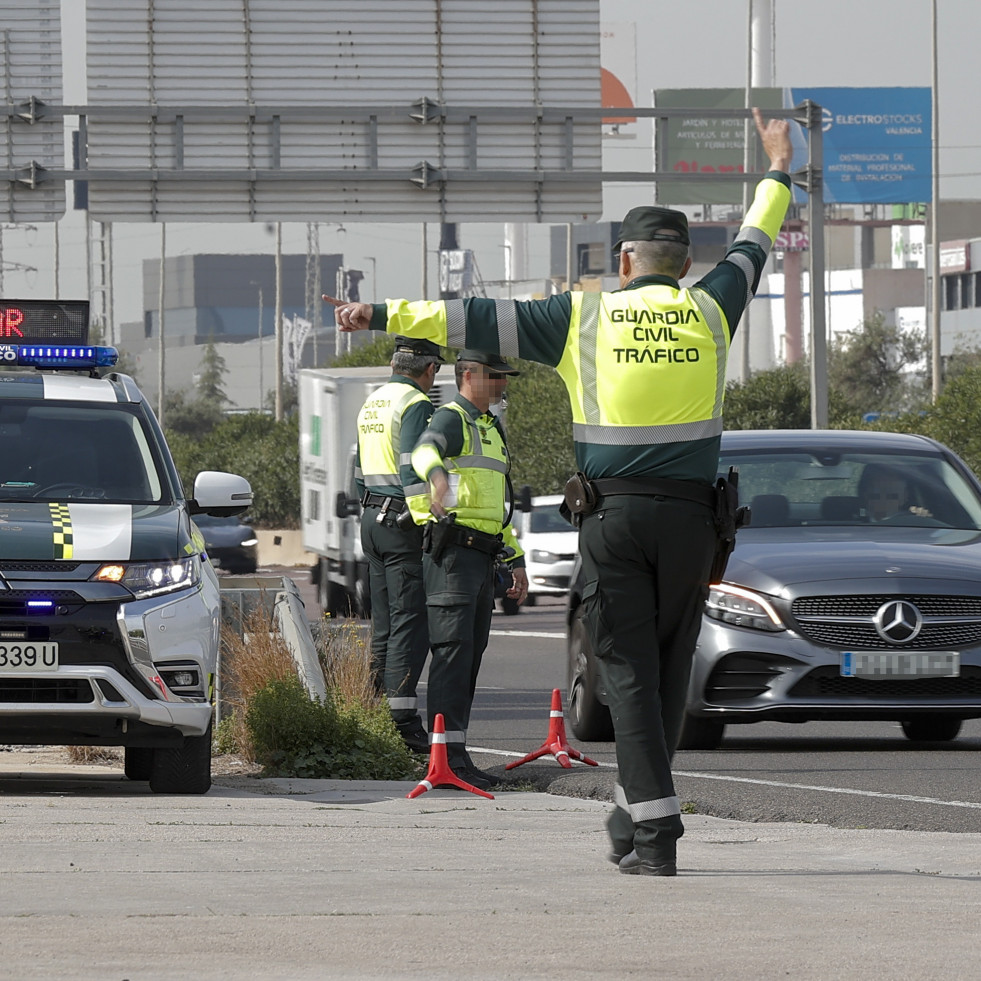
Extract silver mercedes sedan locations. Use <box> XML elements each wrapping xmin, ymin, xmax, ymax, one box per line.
<box><xmin>566</xmin><ymin>429</ymin><xmax>981</xmax><ymax>749</ymax></box>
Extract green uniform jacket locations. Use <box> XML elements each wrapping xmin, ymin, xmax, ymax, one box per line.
<box><xmin>369</xmin><ymin>170</ymin><xmax>791</xmax><ymax>485</ymax></box>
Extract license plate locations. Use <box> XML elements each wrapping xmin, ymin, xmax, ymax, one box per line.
<box><xmin>840</xmin><ymin>651</ymin><xmax>959</xmax><ymax>679</ymax></box>
<box><xmin>0</xmin><ymin>642</ymin><xmax>59</xmax><ymax>672</ymax></box>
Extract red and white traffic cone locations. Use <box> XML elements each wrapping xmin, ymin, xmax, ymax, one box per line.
<box><xmin>506</xmin><ymin>688</ymin><xmax>600</xmax><ymax>771</ymax></box>
<box><xmin>406</xmin><ymin>713</ymin><xmax>495</xmax><ymax>800</ymax></box>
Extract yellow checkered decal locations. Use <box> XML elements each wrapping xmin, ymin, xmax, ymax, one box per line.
<box><xmin>49</xmin><ymin>503</ymin><xmax>74</xmax><ymax>559</ymax></box>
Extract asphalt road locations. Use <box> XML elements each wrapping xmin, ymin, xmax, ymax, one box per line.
<box><xmin>256</xmin><ymin>566</ymin><xmax>981</xmax><ymax>834</ymax></box>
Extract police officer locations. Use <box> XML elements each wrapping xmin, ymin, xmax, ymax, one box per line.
<box><xmin>355</xmin><ymin>335</ymin><xmax>444</xmax><ymax>754</ymax></box>
<box><xmin>409</xmin><ymin>350</ymin><xmax>528</xmax><ymax>791</ymax></box>
<box><xmin>327</xmin><ymin>108</ymin><xmax>793</xmax><ymax>866</ymax></box>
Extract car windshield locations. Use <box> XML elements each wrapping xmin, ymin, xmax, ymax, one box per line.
<box><xmin>721</xmin><ymin>447</ymin><xmax>981</xmax><ymax>531</ymax></box>
<box><xmin>0</xmin><ymin>401</ymin><xmax>166</xmax><ymax>504</ymax></box>
<box><xmin>529</xmin><ymin>504</ymin><xmax>571</xmax><ymax>534</ymax></box>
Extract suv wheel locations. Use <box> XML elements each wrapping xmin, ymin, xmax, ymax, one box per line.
<box><xmin>900</xmin><ymin>717</ymin><xmax>962</xmax><ymax>743</ymax></box>
<box><xmin>149</xmin><ymin>721</ymin><xmax>213</xmax><ymax>794</ymax></box>
<box><xmin>566</xmin><ymin>611</ymin><xmax>614</xmax><ymax>741</ymax></box>
<box><xmin>124</xmin><ymin>746</ymin><xmax>154</xmax><ymax>781</ymax></box>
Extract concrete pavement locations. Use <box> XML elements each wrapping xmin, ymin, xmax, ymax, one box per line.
<box><xmin>1</xmin><ymin>751</ymin><xmax>979</xmax><ymax>980</ymax></box>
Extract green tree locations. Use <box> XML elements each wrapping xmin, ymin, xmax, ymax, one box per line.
<box><xmin>167</xmin><ymin>412</ymin><xmax>300</xmax><ymax>527</ymax></box>
<box><xmin>827</xmin><ymin>313</ymin><xmax>928</xmax><ymax>415</ymax></box>
<box><xmin>505</xmin><ymin>360</ymin><xmax>576</xmax><ymax>495</ymax></box>
<box><xmin>723</xmin><ymin>363</ymin><xmax>813</xmax><ymax>430</ymax></box>
<box><xmin>331</xmin><ymin>334</ymin><xmax>396</xmax><ymax>368</ymax></box>
<box><xmin>196</xmin><ymin>340</ymin><xmax>230</xmax><ymax>406</ymax></box>
<box><xmin>163</xmin><ymin>388</ymin><xmax>224</xmax><ymax>440</ymax></box>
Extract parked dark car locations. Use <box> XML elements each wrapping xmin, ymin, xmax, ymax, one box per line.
<box><xmin>194</xmin><ymin>514</ymin><xmax>259</xmax><ymax>574</ymax></box>
<box><xmin>567</xmin><ymin>429</ymin><xmax>981</xmax><ymax>749</ymax></box>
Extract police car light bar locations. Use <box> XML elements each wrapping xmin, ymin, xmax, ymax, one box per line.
<box><xmin>1</xmin><ymin>344</ymin><xmax>119</xmax><ymax>369</ymax></box>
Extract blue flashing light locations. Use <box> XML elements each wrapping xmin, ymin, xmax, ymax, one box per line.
<box><xmin>8</xmin><ymin>344</ymin><xmax>118</xmax><ymax>370</ymax></box>
<box><xmin>26</xmin><ymin>600</ymin><xmax>54</xmax><ymax>608</ymax></box>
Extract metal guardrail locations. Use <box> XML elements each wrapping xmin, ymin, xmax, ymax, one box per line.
<box><xmin>218</xmin><ymin>576</ymin><xmax>327</xmax><ymax>716</ymax></box>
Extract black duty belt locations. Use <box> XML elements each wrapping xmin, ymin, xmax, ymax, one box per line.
<box><xmin>362</xmin><ymin>492</ymin><xmax>407</xmax><ymax>514</ymax></box>
<box><xmin>591</xmin><ymin>476</ymin><xmax>716</xmax><ymax>510</ymax></box>
<box><xmin>450</xmin><ymin>523</ymin><xmax>504</xmax><ymax>556</ymax></box>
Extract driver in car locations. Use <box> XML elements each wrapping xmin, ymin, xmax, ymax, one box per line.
<box><xmin>858</xmin><ymin>465</ymin><xmax>933</xmax><ymax>522</ymax></box>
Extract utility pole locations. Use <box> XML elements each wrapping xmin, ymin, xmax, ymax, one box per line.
<box><xmin>930</xmin><ymin>0</ymin><xmax>942</xmax><ymax>401</ymax></box>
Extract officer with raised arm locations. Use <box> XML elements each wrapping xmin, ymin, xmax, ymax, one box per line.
<box><xmin>326</xmin><ymin>109</ymin><xmax>793</xmax><ymax>873</ymax></box>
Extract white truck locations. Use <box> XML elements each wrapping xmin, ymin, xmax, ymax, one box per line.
<box><xmin>298</xmin><ymin>365</ymin><xmax>462</xmax><ymax>617</ymax></box>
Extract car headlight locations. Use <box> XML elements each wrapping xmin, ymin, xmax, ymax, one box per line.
<box><xmin>705</xmin><ymin>583</ymin><xmax>785</xmax><ymax>632</ymax></box>
<box><xmin>530</xmin><ymin>549</ymin><xmax>560</xmax><ymax>564</ymax></box>
<box><xmin>240</xmin><ymin>537</ymin><xmax>259</xmax><ymax>548</ymax></box>
<box><xmin>92</xmin><ymin>555</ymin><xmax>201</xmax><ymax>599</ymax></box>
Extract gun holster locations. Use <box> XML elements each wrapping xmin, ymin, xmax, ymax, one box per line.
<box><xmin>424</xmin><ymin>513</ymin><xmax>457</xmax><ymax>562</ymax></box>
<box><xmin>709</xmin><ymin>466</ymin><xmax>747</xmax><ymax>584</ymax></box>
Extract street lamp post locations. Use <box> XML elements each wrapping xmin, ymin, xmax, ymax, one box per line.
<box><xmin>363</xmin><ymin>256</ymin><xmax>377</xmax><ymax>302</ymax></box>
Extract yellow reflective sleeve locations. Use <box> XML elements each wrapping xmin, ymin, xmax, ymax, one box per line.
<box><xmin>742</xmin><ymin>175</ymin><xmax>792</xmax><ymax>245</ymax></box>
<box><xmin>411</xmin><ymin>442</ymin><xmax>445</xmax><ymax>482</ymax></box>
<box><xmin>503</xmin><ymin>522</ymin><xmax>524</xmax><ymax>563</ymax></box>
<box><xmin>385</xmin><ymin>299</ymin><xmax>448</xmax><ymax>346</ymax></box>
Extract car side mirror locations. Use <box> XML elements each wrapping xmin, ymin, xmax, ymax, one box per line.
<box><xmin>335</xmin><ymin>490</ymin><xmax>360</xmax><ymax>519</ymax></box>
<box><xmin>517</xmin><ymin>483</ymin><xmax>533</xmax><ymax>513</ymax></box>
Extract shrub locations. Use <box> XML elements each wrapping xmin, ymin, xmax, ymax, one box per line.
<box><xmin>220</xmin><ymin>600</ymin><xmax>419</xmax><ymax>780</ymax></box>
<box><xmin>245</xmin><ymin>677</ymin><xmax>418</xmax><ymax>780</ymax></box>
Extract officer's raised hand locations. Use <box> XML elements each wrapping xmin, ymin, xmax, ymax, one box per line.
<box><xmin>752</xmin><ymin>107</ymin><xmax>792</xmax><ymax>174</ymax></box>
<box><xmin>323</xmin><ymin>294</ymin><xmax>373</xmax><ymax>332</ymax></box>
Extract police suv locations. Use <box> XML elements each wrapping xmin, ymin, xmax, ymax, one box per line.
<box><xmin>0</xmin><ymin>300</ymin><xmax>252</xmax><ymax>793</ymax></box>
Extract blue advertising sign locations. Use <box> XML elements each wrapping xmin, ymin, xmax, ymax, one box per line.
<box><xmin>653</xmin><ymin>87</ymin><xmax>931</xmax><ymax>206</ymax></box>
<box><xmin>786</xmin><ymin>87</ymin><xmax>931</xmax><ymax>204</ymax></box>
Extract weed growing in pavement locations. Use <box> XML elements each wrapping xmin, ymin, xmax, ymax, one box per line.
<box><xmin>66</xmin><ymin>746</ymin><xmax>121</xmax><ymax>765</ymax></box>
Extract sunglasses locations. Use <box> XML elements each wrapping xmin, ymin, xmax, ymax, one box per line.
<box><xmin>486</xmin><ymin>371</ymin><xmax>508</xmax><ymax>380</ymax></box>
<box><xmin>612</xmin><ymin>248</ymin><xmax>635</xmax><ymax>263</ymax></box>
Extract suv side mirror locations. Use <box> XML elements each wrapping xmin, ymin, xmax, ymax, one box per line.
<box><xmin>189</xmin><ymin>471</ymin><xmax>253</xmax><ymax>516</ymax></box>
<box><xmin>335</xmin><ymin>490</ymin><xmax>360</xmax><ymax>519</ymax></box>
<box><xmin>516</xmin><ymin>484</ymin><xmax>533</xmax><ymax>513</ymax></box>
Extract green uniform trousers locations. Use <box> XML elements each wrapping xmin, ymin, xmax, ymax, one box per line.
<box><xmin>362</xmin><ymin>505</ymin><xmax>429</xmax><ymax>726</ymax></box>
<box><xmin>423</xmin><ymin>540</ymin><xmax>496</xmax><ymax>768</ymax></box>
<box><xmin>579</xmin><ymin>494</ymin><xmax>715</xmax><ymax>861</ymax></box>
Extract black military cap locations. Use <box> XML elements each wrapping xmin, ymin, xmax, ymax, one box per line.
<box><xmin>456</xmin><ymin>349</ymin><xmax>520</xmax><ymax>376</ymax></box>
<box><xmin>614</xmin><ymin>206</ymin><xmax>690</xmax><ymax>250</ymax></box>
<box><xmin>393</xmin><ymin>334</ymin><xmax>445</xmax><ymax>362</ymax></box>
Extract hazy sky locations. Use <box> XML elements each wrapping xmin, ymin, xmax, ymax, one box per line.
<box><xmin>8</xmin><ymin>0</ymin><xmax>976</xmax><ymax>329</ymax></box>
<box><xmin>628</xmin><ymin>0</ymin><xmax>976</xmax><ymax>200</ymax></box>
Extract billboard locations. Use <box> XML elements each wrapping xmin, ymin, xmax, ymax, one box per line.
<box><xmin>654</xmin><ymin>87</ymin><xmax>931</xmax><ymax>206</ymax></box>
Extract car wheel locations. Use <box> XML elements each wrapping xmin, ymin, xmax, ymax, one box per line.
<box><xmin>566</xmin><ymin>611</ymin><xmax>614</xmax><ymax>741</ymax></box>
<box><xmin>149</xmin><ymin>721</ymin><xmax>213</xmax><ymax>794</ymax></box>
<box><xmin>124</xmin><ymin>746</ymin><xmax>154</xmax><ymax>781</ymax></box>
<box><xmin>900</xmin><ymin>717</ymin><xmax>962</xmax><ymax>743</ymax></box>
<box><xmin>676</xmin><ymin>713</ymin><xmax>725</xmax><ymax>751</ymax></box>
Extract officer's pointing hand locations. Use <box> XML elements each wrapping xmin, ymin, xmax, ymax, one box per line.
<box><xmin>323</xmin><ymin>294</ymin><xmax>372</xmax><ymax>332</ymax></box>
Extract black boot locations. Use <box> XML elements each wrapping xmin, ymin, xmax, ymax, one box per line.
<box><xmin>395</xmin><ymin>718</ymin><xmax>430</xmax><ymax>754</ymax></box>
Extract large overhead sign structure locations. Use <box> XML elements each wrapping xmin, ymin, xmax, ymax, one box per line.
<box><xmin>0</xmin><ymin>0</ymin><xmax>65</xmax><ymax>222</ymax></box>
<box><xmin>654</xmin><ymin>87</ymin><xmax>931</xmax><ymax>206</ymax></box>
<box><xmin>78</xmin><ymin>0</ymin><xmax>603</xmax><ymax>224</ymax></box>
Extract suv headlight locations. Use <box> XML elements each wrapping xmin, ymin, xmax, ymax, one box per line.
<box><xmin>705</xmin><ymin>583</ymin><xmax>785</xmax><ymax>632</ymax></box>
<box><xmin>93</xmin><ymin>555</ymin><xmax>201</xmax><ymax>599</ymax></box>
